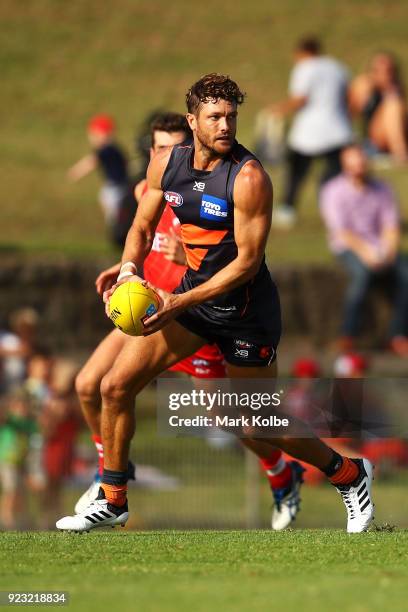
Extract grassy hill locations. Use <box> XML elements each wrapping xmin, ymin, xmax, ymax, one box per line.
<box><xmin>2</xmin><ymin>0</ymin><xmax>408</xmax><ymax>261</ymax></box>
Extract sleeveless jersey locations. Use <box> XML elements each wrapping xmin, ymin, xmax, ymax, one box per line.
<box><xmin>142</xmin><ymin>183</ymin><xmax>225</xmax><ymax>368</ymax></box>
<box><xmin>161</xmin><ymin>140</ymin><xmax>270</xmax><ymax>312</ymax></box>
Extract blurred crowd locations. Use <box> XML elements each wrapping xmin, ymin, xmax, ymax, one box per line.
<box><xmin>1</xmin><ymin>35</ymin><xmax>408</xmax><ymax>529</ymax></box>
<box><xmin>0</xmin><ymin>309</ymin><xmax>82</xmax><ymax>529</ymax></box>
<box><xmin>256</xmin><ymin>36</ymin><xmax>408</xmax><ymax>356</ymax></box>
<box><xmin>0</xmin><ymin>311</ymin><xmax>406</xmax><ymax>531</ymax></box>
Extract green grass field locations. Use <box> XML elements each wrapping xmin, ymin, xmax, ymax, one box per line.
<box><xmin>2</xmin><ymin>0</ymin><xmax>408</xmax><ymax>260</ymax></box>
<box><xmin>1</xmin><ymin>530</ymin><xmax>407</xmax><ymax>612</ymax></box>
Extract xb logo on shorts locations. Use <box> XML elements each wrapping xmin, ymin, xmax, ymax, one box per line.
<box><xmin>234</xmin><ymin>339</ymin><xmax>253</xmax><ymax>358</ymax></box>
<box><xmin>164</xmin><ymin>191</ymin><xmax>183</xmax><ymax>207</ymax></box>
<box><xmin>200</xmin><ymin>194</ymin><xmax>228</xmax><ymax>221</ymax></box>
<box><xmin>193</xmin><ymin>181</ymin><xmax>205</xmax><ymax>192</ymax></box>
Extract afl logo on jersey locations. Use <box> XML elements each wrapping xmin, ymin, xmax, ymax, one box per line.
<box><xmin>164</xmin><ymin>191</ymin><xmax>183</xmax><ymax>207</ymax></box>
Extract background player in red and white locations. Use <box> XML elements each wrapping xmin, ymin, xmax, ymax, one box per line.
<box><xmin>58</xmin><ymin>75</ymin><xmax>373</xmax><ymax>534</ymax></box>
<box><xmin>73</xmin><ymin>112</ymin><xmax>301</xmax><ymax>530</ymax></box>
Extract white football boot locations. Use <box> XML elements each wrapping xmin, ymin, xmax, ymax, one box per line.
<box><xmin>271</xmin><ymin>461</ymin><xmax>305</xmax><ymax>531</ymax></box>
<box><xmin>334</xmin><ymin>458</ymin><xmax>375</xmax><ymax>533</ymax></box>
<box><xmin>57</xmin><ymin>488</ymin><xmax>128</xmax><ymax>533</ymax></box>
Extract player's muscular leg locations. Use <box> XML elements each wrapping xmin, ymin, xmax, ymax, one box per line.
<box><xmin>226</xmin><ymin>362</ymin><xmax>334</xmax><ymax>469</ymax></box>
<box><xmin>75</xmin><ymin>329</ymin><xmax>127</xmax><ymax>436</ymax></box>
<box><xmin>100</xmin><ymin>321</ymin><xmax>205</xmax><ymax>471</ymax></box>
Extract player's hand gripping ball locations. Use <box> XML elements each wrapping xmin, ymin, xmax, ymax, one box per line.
<box><xmin>109</xmin><ymin>281</ymin><xmax>160</xmax><ymax>336</ymax></box>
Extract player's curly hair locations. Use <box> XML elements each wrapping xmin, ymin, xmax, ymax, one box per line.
<box><xmin>186</xmin><ymin>73</ymin><xmax>246</xmax><ymax>114</ymax></box>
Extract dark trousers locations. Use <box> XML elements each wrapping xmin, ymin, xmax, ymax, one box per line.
<box><xmin>338</xmin><ymin>250</ymin><xmax>408</xmax><ymax>338</ymax></box>
<box><xmin>283</xmin><ymin>147</ymin><xmax>342</xmax><ymax>209</ymax></box>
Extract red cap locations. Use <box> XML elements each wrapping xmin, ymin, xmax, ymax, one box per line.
<box><xmin>333</xmin><ymin>353</ymin><xmax>368</xmax><ymax>377</ymax></box>
<box><xmin>88</xmin><ymin>114</ymin><xmax>115</xmax><ymax>135</ymax></box>
<box><xmin>292</xmin><ymin>358</ymin><xmax>321</xmax><ymax>378</ymax></box>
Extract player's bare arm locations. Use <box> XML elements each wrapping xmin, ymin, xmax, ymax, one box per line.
<box><xmin>134</xmin><ymin>178</ymin><xmax>147</xmax><ymax>204</ymax></box>
<box><xmin>121</xmin><ymin>149</ymin><xmax>171</xmax><ymax>271</ymax></box>
<box><xmin>143</xmin><ymin>160</ymin><xmax>273</xmax><ymax>334</ymax></box>
<box><xmin>102</xmin><ymin>148</ymin><xmax>172</xmax><ymax>308</ymax></box>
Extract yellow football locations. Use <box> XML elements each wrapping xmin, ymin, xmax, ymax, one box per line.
<box><xmin>109</xmin><ymin>281</ymin><xmax>160</xmax><ymax>336</ymax></box>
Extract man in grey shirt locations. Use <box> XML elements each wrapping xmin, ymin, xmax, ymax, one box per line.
<box><xmin>273</xmin><ymin>37</ymin><xmax>353</xmax><ymax>228</ymax></box>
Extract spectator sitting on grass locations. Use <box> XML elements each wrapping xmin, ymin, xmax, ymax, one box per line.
<box><xmin>349</xmin><ymin>52</ymin><xmax>408</xmax><ymax>163</ymax></box>
<box><xmin>67</xmin><ymin>114</ymin><xmax>131</xmax><ymax>246</ymax></box>
<box><xmin>320</xmin><ymin>144</ymin><xmax>408</xmax><ymax>356</ymax></box>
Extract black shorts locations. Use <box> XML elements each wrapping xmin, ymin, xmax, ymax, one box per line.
<box><xmin>174</xmin><ymin>268</ymin><xmax>282</xmax><ymax>367</ymax></box>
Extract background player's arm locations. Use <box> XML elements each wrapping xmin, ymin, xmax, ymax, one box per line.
<box><xmin>67</xmin><ymin>154</ymin><xmax>97</xmax><ymax>182</ymax></box>
<box><xmin>143</xmin><ymin>161</ymin><xmax>272</xmax><ymax>333</ymax></box>
<box><xmin>160</xmin><ymin>227</ymin><xmax>187</xmax><ymax>265</ymax></box>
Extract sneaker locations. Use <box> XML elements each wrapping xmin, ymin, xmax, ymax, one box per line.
<box><xmin>57</xmin><ymin>488</ymin><xmax>129</xmax><ymax>533</ymax></box>
<box><xmin>271</xmin><ymin>461</ymin><xmax>305</xmax><ymax>531</ymax></box>
<box><xmin>74</xmin><ymin>461</ymin><xmax>136</xmax><ymax>515</ymax></box>
<box><xmin>273</xmin><ymin>205</ymin><xmax>297</xmax><ymax>229</ymax></box>
<box><xmin>334</xmin><ymin>458</ymin><xmax>374</xmax><ymax>533</ymax></box>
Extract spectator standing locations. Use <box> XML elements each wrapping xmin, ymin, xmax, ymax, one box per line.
<box><xmin>273</xmin><ymin>37</ymin><xmax>353</xmax><ymax>228</ymax></box>
<box><xmin>320</xmin><ymin>145</ymin><xmax>408</xmax><ymax>356</ymax></box>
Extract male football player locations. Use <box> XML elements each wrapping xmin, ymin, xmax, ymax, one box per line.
<box><xmin>72</xmin><ymin>111</ymin><xmax>304</xmax><ymax>530</ymax></box>
<box><xmin>57</xmin><ymin>75</ymin><xmax>373</xmax><ymax>534</ymax></box>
